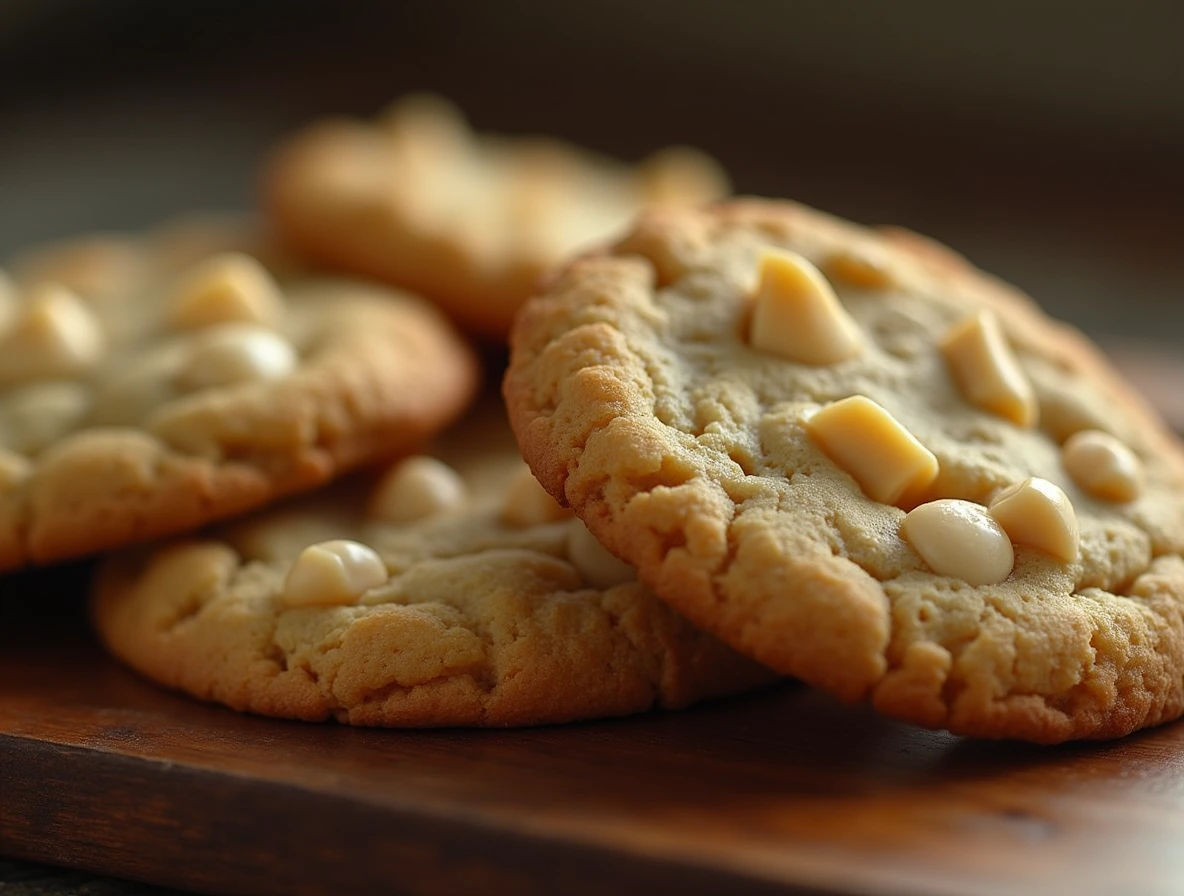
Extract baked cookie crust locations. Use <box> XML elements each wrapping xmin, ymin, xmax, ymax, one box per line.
<box><xmin>263</xmin><ymin>94</ymin><xmax>729</xmax><ymax>339</ymax></box>
<box><xmin>0</xmin><ymin>227</ymin><xmax>478</xmax><ymax>569</ymax></box>
<box><xmin>504</xmin><ymin>199</ymin><xmax>1184</xmax><ymax>742</ymax></box>
<box><xmin>90</xmin><ymin>411</ymin><xmax>774</xmax><ymax>727</ymax></box>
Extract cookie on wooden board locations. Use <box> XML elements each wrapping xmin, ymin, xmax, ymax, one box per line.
<box><xmin>0</xmin><ymin>225</ymin><xmax>478</xmax><ymax>569</ymax></box>
<box><xmin>263</xmin><ymin>94</ymin><xmax>729</xmax><ymax>339</ymax></box>
<box><xmin>504</xmin><ymin>198</ymin><xmax>1184</xmax><ymax>743</ymax></box>
<box><xmin>90</xmin><ymin>410</ymin><xmax>775</xmax><ymax>727</ymax></box>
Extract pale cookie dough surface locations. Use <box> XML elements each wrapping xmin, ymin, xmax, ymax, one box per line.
<box><xmin>504</xmin><ymin>198</ymin><xmax>1184</xmax><ymax>743</ymax></box>
<box><xmin>263</xmin><ymin>94</ymin><xmax>730</xmax><ymax>339</ymax></box>
<box><xmin>90</xmin><ymin>412</ymin><xmax>775</xmax><ymax>727</ymax></box>
<box><xmin>0</xmin><ymin>227</ymin><xmax>478</xmax><ymax>569</ymax></box>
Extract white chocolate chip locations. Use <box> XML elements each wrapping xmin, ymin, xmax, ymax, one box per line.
<box><xmin>748</xmin><ymin>249</ymin><xmax>862</xmax><ymax>365</ymax></box>
<box><xmin>825</xmin><ymin>248</ymin><xmax>894</xmax><ymax>289</ymax></box>
<box><xmin>940</xmin><ymin>310</ymin><xmax>1037</xmax><ymax>428</ymax></box>
<box><xmin>176</xmin><ymin>324</ymin><xmax>297</xmax><ymax>391</ymax></box>
<box><xmin>1062</xmin><ymin>430</ymin><xmax>1143</xmax><ymax>503</ymax></box>
<box><xmin>168</xmin><ymin>253</ymin><xmax>285</xmax><ymax>330</ymax></box>
<box><xmin>500</xmin><ymin>464</ymin><xmax>572</xmax><ymax>527</ymax></box>
<box><xmin>805</xmin><ymin>396</ymin><xmax>939</xmax><ymax>506</ymax></box>
<box><xmin>0</xmin><ymin>382</ymin><xmax>91</xmax><ymax>455</ymax></box>
<box><xmin>0</xmin><ymin>283</ymin><xmax>105</xmax><ymax>385</ymax></box>
<box><xmin>369</xmin><ymin>456</ymin><xmax>466</xmax><ymax>523</ymax></box>
<box><xmin>566</xmin><ymin>520</ymin><xmax>636</xmax><ymax>589</ymax></box>
<box><xmin>281</xmin><ymin>539</ymin><xmax>388</xmax><ymax>608</ymax></box>
<box><xmin>989</xmin><ymin>477</ymin><xmax>1079</xmax><ymax>563</ymax></box>
<box><xmin>902</xmin><ymin>499</ymin><xmax>1014</xmax><ymax>585</ymax></box>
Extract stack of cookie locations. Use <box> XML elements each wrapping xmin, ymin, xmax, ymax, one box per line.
<box><xmin>8</xmin><ymin>95</ymin><xmax>1182</xmax><ymax>743</ymax></box>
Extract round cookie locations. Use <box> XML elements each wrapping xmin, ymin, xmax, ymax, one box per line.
<box><xmin>263</xmin><ymin>93</ymin><xmax>729</xmax><ymax>339</ymax></box>
<box><xmin>504</xmin><ymin>198</ymin><xmax>1184</xmax><ymax>743</ymax></box>
<box><xmin>0</xmin><ymin>228</ymin><xmax>479</xmax><ymax>570</ymax></box>
<box><xmin>90</xmin><ymin>412</ymin><xmax>775</xmax><ymax>727</ymax></box>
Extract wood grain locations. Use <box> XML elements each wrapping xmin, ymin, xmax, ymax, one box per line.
<box><xmin>1</xmin><ymin>573</ymin><xmax>1182</xmax><ymax>896</ymax></box>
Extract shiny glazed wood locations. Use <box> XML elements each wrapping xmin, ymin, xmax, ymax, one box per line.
<box><xmin>1</xmin><ymin>571</ymin><xmax>1182</xmax><ymax>896</ymax></box>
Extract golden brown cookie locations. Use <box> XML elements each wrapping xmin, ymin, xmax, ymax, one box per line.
<box><xmin>0</xmin><ymin>227</ymin><xmax>478</xmax><ymax>569</ymax></box>
<box><xmin>504</xmin><ymin>198</ymin><xmax>1184</xmax><ymax>743</ymax></box>
<box><xmin>90</xmin><ymin>410</ymin><xmax>774</xmax><ymax>727</ymax></box>
<box><xmin>263</xmin><ymin>94</ymin><xmax>729</xmax><ymax>339</ymax></box>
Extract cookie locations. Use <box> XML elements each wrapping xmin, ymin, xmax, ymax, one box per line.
<box><xmin>504</xmin><ymin>198</ymin><xmax>1184</xmax><ymax>743</ymax></box>
<box><xmin>263</xmin><ymin>94</ymin><xmax>729</xmax><ymax>339</ymax></box>
<box><xmin>90</xmin><ymin>410</ymin><xmax>774</xmax><ymax>727</ymax></box>
<box><xmin>0</xmin><ymin>227</ymin><xmax>478</xmax><ymax>569</ymax></box>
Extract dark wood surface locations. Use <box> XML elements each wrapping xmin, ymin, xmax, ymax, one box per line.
<box><xmin>2</xmin><ymin>565</ymin><xmax>1182</xmax><ymax>896</ymax></box>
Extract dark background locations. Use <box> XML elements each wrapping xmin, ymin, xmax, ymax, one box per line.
<box><xmin>0</xmin><ymin>0</ymin><xmax>1182</xmax><ymax>347</ymax></box>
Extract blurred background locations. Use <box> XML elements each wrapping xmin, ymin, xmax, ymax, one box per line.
<box><xmin>0</xmin><ymin>0</ymin><xmax>1181</xmax><ymax>352</ymax></box>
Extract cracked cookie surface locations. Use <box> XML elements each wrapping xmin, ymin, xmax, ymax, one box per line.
<box><xmin>263</xmin><ymin>94</ymin><xmax>729</xmax><ymax>339</ymax></box>
<box><xmin>0</xmin><ymin>224</ymin><xmax>478</xmax><ymax>569</ymax></box>
<box><xmin>503</xmin><ymin>199</ymin><xmax>1184</xmax><ymax>742</ymax></box>
<box><xmin>90</xmin><ymin>409</ymin><xmax>775</xmax><ymax>727</ymax></box>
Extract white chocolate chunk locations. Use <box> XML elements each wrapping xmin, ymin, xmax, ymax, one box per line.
<box><xmin>566</xmin><ymin>520</ymin><xmax>636</xmax><ymax>589</ymax></box>
<box><xmin>281</xmin><ymin>539</ymin><xmax>388</xmax><ymax>607</ymax></box>
<box><xmin>0</xmin><ymin>284</ymin><xmax>105</xmax><ymax>385</ymax></box>
<box><xmin>902</xmin><ymin>499</ymin><xmax>1014</xmax><ymax>585</ymax></box>
<box><xmin>940</xmin><ymin>310</ymin><xmax>1037</xmax><ymax>428</ymax></box>
<box><xmin>989</xmin><ymin>477</ymin><xmax>1079</xmax><ymax>563</ymax></box>
<box><xmin>825</xmin><ymin>248</ymin><xmax>894</xmax><ymax>289</ymax></box>
<box><xmin>805</xmin><ymin>396</ymin><xmax>939</xmax><ymax>506</ymax></box>
<box><xmin>1062</xmin><ymin>430</ymin><xmax>1143</xmax><ymax>503</ymax></box>
<box><xmin>369</xmin><ymin>456</ymin><xmax>466</xmax><ymax>523</ymax></box>
<box><xmin>0</xmin><ymin>382</ymin><xmax>91</xmax><ymax>455</ymax></box>
<box><xmin>748</xmin><ymin>249</ymin><xmax>862</xmax><ymax>365</ymax></box>
<box><xmin>176</xmin><ymin>324</ymin><xmax>297</xmax><ymax>391</ymax></box>
<box><xmin>168</xmin><ymin>253</ymin><xmax>285</xmax><ymax>330</ymax></box>
<box><xmin>501</xmin><ymin>465</ymin><xmax>572</xmax><ymax>527</ymax></box>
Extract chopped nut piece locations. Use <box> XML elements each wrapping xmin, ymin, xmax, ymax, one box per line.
<box><xmin>281</xmin><ymin>539</ymin><xmax>388</xmax><ymax>607</ymax></box>
<box><xmin>747</xmin><ymin>249</ymin><xmax>862</xmax><ymax>365</ymax></box>
<box><xmin>176</xmin><ymin>324</ymin><xmax>297</xmax><ymax>391</ymax></box>
<box><xmin>902</xmin><ymin>499</ymin><xmax>1014</xmax><ymax>585</ymax></box>
<box><xmin>566</xmin><ymin>520</ymin><xmax>636</xmax><ymax>589</ymax></box>
<box><xmin>0</xmin><ymin>283</ymin><xmax>105</xmax><ymax>385</ymax></box>
<box><xmin>1062</xmin><ymin>430</ymin><xmax>1143</xmax><ymax>503</ymax></box>
<box><xmin>989</xmin><ymin>477</ymin><xmax>1079</xmax><ymax>563</ymax></box>
<box><xmin>370</xmin><ymin>456</ymin><xmax>466</xmax><ymax>523</ymax></box>
<box><xmin>825</xmin><ymin>248</ymin><xmax>894</xmax><ymax>289</ymax></box>
<box><xmin>168</xmin><ymin>253</ymin><xmax>285</xmax><ymax>330</ymax></box>
<box><xmin>805</xmin><ymin>396</ymin><xmax>939</xmax><ymax>506</ymax></box>
<box><xmin>940</xmin><ymin>310</ymin><xmax>1037</xmax><ymax>427</ymax></box>
<box><xmin>501</xmin><ymin>464</ymin><xmax>572</xmax><ymax>527</ymax></box>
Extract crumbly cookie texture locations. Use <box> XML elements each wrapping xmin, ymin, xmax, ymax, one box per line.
<box><xmin>0</xmin><ymin>227</ymin><xmax>478</xmax><ymax>569</ymax></box>
<box><xmin>90</xmin><ymin>412</ymin><xmax>774</xmax><ymax>727</ymax></box>
<box><xmin>504</xmin><ymin>198</ymin><xmax>1184</xmax><ymax>743</ymax></box>
<box><xmin>263</xmin><ymin>93</ymin><xmax>730</xmax><ymax>339</ymax></box>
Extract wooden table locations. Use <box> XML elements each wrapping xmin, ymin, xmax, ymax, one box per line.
<box><xmin>2</xmin><ymin>565</ymin><xmax>1182</xmax><ymax>896</ymax></box>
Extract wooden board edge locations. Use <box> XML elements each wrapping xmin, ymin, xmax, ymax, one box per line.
<box><xmin>0</xmin><ymin>734</ymin><xmax>833</xmax><ymax>896</ymax></box>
